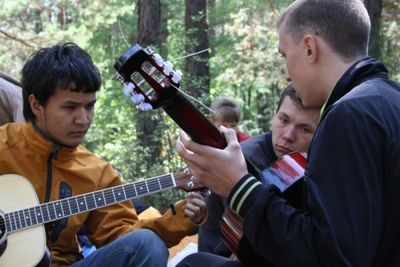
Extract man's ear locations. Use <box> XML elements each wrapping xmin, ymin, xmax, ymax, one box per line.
<box><xmin>302</xmin><ymin>34</ymin><xmax>318</xmax><ymax>63</ymax></box>
<box><xmin>29</xmin><ymin>94</ymin><xmax>42</xmax><ymax>117</ymax></box>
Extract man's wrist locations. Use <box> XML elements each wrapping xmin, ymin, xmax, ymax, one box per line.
<box><xmin>227</xmin><ymin>174</ymin><xmax>262</xmax><ymax>217</ymax></box>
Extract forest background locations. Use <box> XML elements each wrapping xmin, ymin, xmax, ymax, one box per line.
<box><xmin>1</xmin><ymin>0</ymin><xmax>399</xmax><ymax>211</ymax></box>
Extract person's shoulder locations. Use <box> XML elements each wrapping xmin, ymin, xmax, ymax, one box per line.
<box><xmin>241</xmin><ymin>132</ymin><xmax>271</xmax><ymax>149</ymax></box>
<box><xmin>0</xmin><ymin>123</ymin><xmax>28</xmax><ymax>151</ymax></box>
<box><xmin>75</xmin><ymin>145</ymin><xmax>111</xmax><ymax>168</ymax></box>
<box><xmin>0</xmin><ymin>77</ymin><xmax>22</xmax><ymax>95</ymax></box>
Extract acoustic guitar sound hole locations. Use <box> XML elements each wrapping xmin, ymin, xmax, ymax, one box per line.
<box><xmin>0</xmin><ymin>213</ymin><xmax>7</xmax><ymax>257</ymax></box>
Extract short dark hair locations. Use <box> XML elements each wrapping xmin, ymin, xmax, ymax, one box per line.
<box><xmin>211</xmin><ymin>97</ymin><xmax>241</xmax><ymax>123</ymax></box>
<box><xmin>276</xmin><ymin>84</ymin><xmax>303</xmax><ymax>113</ymax></box>
<box><xmin>21</xmin><ymin>42</ymin><xmax>102</xmax><ymax>122</ymax></box>
<box><xmin>278</xmin><ymin>0</ymin><xmax>370</xmax><ymax>61</ymax></box>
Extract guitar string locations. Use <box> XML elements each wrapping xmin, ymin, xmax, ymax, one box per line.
<box><xmin>168</xmin><ymin>82</ymin><xmax>215</xmax><ymax>114</ymax></box>
<box><xmin>167</xmin><ymin>48</ymin><xmax>215</xmax><ymax>114</ymax></box>
<box><xmin>169</xmin><ymin>48</ymin><xmax>210</xmax><ymax>61</ymax></box>
<box><xmin>0</xmin><ymin>173</ymin><xmax>187</xmax><ymax>230</ymax></box>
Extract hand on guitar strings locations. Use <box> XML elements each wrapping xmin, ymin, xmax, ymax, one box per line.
<box><xmin>184</xmin><ymin>192</ymin><xmax>207</xmax><ymax>225</ymax></box>
<box><xmin>176</xmin><ymin>127</ymin><xmax>248</xmax><ymax>198</ymax></box>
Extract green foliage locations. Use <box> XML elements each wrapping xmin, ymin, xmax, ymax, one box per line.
<box><xmin>0</xmin><ymin>0</ymin><xmax>399</xmax><ymax>210</ymax></box>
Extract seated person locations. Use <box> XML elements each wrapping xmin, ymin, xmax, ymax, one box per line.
<box><xmin>0</xmin><ymin>72</ymin><xmax>24</xmax><ymax>125</ymax></box>
<box><xmin>198</xmin><ymin>85</ymin><xmax>320</xmax><ymax>263</ymax></box>
<box><xmin>210</xmin><ymin>97</ymin><xmax>250</xmax><ymax>142</ymax></box>
<box><xmin>0</xmin><ymin>43</ymin><xmax>206</xmax><ymax>267</ymax></box>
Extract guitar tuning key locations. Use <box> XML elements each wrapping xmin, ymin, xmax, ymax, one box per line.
<box><xmin>139</xmin><ymin>102</ymin><xmax>153</xmax><ymax>111</ymax></box>
<box><xmin>172</xmin><ymin>70</ymin><xmax>182</xmax><ymax>83</ymax></box>
<box><xmin>153</xmin><ymin>53</ymin><xmax>164</xmax><ymax>67</ymax></box>
<box><xmin>123</xmin><ymin>82</ymin><xmax>135</xmax><ymax>96</ymax></box>
<box><xmin>131</xmin><ymin>93</ymin><xmax>145</xmax><ymax>104</ymax></box>
<box><xmin>163</xmin><ymin>61</ymin><xmax>174</xmax><ymax>76</ymax></box>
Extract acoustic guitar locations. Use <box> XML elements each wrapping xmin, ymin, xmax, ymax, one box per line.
<box><xmin>219</xmin><ymin>152</ymin><xmax>307</xmax><ymax>255</ymax></box>
<box><xmin>113</xmin><ymin>45</ymin><xmax>308</xmax><ymax>257</ymax></box>
<box><xmin>113</xmin><ymin>44</ymin><xmax>227</xmax><ymax>149</ymax></box>
<box><xmin>0</xmin><ymin>170</ymin><xmax>202</xmax><ymax>267</ymax></box>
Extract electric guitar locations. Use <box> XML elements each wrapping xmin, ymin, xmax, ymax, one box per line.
<box><xmin>0</xmin><ymin>170</ymin><xmax>202</xmax><ymax>267</ymax></box>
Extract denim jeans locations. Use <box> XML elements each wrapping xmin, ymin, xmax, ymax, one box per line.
<box><xmin>72</xmin><ymin>229</ymin><xmax>168</xmax><ymax>267</ymax></box>
<box><xmin>176</xmin><ymin>252</ymin><xmax>244</xmax><ymax>267</ymax></box>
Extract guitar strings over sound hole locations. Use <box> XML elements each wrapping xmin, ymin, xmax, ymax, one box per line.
<box><xmin>0</xmin><ymin>213</ymin><xmax>6</xmax><ymax>241</ymax></box>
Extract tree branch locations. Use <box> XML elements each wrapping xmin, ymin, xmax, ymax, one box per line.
<box><xmin>0</xmin><ymin>29</ymin><xmax>34</xmax><ymax>48</ymax></box>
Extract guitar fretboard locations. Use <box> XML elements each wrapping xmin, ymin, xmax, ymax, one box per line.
<box><xmin>4</xmin><ymin>173</ymin><xmax>178</xmax><ymax>233</ymax></box>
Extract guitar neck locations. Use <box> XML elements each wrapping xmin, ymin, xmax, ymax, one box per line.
<box><xmin>4</xmin><ymin>173</ymin><xmax>179</xmax><ymax>233</ymax></box>
<box><xmin>163</xmin><ymin>92</ymin><xmax>227</xmax><ymax>149</ymax></box>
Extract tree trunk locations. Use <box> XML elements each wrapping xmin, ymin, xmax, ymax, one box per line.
<box><xmin>137</xmin><ymin>0</ymin><xmax>163</xmax><ymax>169</ymax></box>
<box><xmin>364</xmin><ymin>0</ymin><xmax>382</xmax><ymax>58</ymax></box>
<box><xmin>184</xmin><ymin>0</ymin><xmax>210</xmax><ymax>106</ymax></box>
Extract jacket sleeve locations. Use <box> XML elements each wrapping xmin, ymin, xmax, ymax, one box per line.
<box><xmin>134</xmin><ymin>199</ymin><xmax>200</xmax><ymax>247</ymax></box>
<box><xmin>85</xmin><ymin>165</ymin><xmax>199</xmax><ymax>248</ymax></box>
<box><xmin>229</xmin><ymin>101</ymin><xmax>385</xmax><ymax>266</ymax></box>
<box><xmin>198</xmin><ymin>192</ymin><xmax>231</xmax><ymax>257</ymax></box>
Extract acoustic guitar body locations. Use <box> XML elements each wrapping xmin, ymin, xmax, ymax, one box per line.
<box><xmin>0</xmin><ymin>174</ymin><xmax>47</xmax><ymax>267</ymax></box>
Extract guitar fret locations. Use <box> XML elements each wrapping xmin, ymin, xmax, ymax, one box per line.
<box><xmin>14</xmin><ymin>212</ymin><xmax>20</xmax><ymax>230</ymax></box>
<box><xmin>70</xmin><ymin>198</ymin><xmax>79</xmax><ymax>215</ymax></box>
<box><xmin>85</xmin><ymin>193</ymin><xmax>96</xmax><ymax>210</ymax></box>
<box><xmin>66</xmin><ymin>198</ymin><xmax>73</xmax><ymax>215</ymax></box>
<box><xmin>160</xmin><ymin>175</ymin><xmax>174</xmax><ymax>189</ymax></box>
<box><xmin>135</xmin><ymin>181</ymin><xmax>148</xmax><ymax>196</ymax></box>
<box><xmin>94</xmin><ymin>191</ymin><xmax>105</xmax><ymax>207</ymax></box>
<box><xmin>8</xmin><ymin>213</ymin><xmax>16</xmax><ymax>231</ymax></box>
<box><xmin>54</xmin><ymin>201</ymin><xmax>64</xmax><ymax>219</ymax></box>
<box><xmin>18</xmin><ymin>210</ymin><xmax>26</xmax><ymax>228</ymax></box>
<box><xmin>35</xmin><ymin>206</ymin><xmax>43</xmax><ymax>224</ymax></box>
<box><xmin>41</xmin><ymin>205</ymin><xmax>49</xmax><ymax>223</ymax></box>
<box><xmin>29</xmin><ymin>207</ymin><xmax>37</xmax><ymax>225</ymax></box>
<box><xmin>147</xmin><ymin>178</ymin><xmax>161</xmax><ymax>193</ymax></box>
<box><xmin>113</xmin><ymin>186</ymin><xmax>125</xmax><ymax>202</ymax></box>
<box><xmin>4</xmin><ymin>213</ymin><xmax>12</xmax><ymax>232</ymax></box>
<box><xmin>103</xmin><ymin>188</ymin><xmax>115</xmax><ymax>205</ymax></box>
<box><xmin>23</xmin><ymin>208</ymin><xmax>32</xmax><ymax>227</ymax></box>
<box><xmin>61</xmin><ymin>199</ymin><xmax>71</xmax><ymax>216</ymax></box>
<box><xmin>76</xmin><ymin>195</ymin><xmax>87</xmax><ymax>212</ymax></box>
<box><xmin>157</xmin><ymin>177</ymin><xmax>162</xmax><ymax>190</ymax></box>
<box><xmin>47</xmin><ymin>203</ymin><xmax>57</xmax><ymax>221</ymax></box>
<box><xmin>124</xmin><ymin>183</ymin><xmax>137</xmax><ymax>199</ymax></box>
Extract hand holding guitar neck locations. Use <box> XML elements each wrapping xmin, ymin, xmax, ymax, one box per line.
<box><xmin>113</xmin><ymin>43</ymin><xmax>227</xmax><ymax>149</ymax></box>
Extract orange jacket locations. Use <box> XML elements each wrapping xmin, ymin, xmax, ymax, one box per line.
<box><xmin>0</xmin><ymin>123</ymin><xmax>198</xmax><ymax>266</ymax></box>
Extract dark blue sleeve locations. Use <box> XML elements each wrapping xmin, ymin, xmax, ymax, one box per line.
<box><xmin>198</xmin><ymin>192</ymin><xmax>231</xmax><ymax>257</ymax></box>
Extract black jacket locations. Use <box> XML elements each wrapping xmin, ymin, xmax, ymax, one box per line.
<box><xmin>198</xmin><ymin>132</ymin><xmax>277</xmax><ymax>261</ymax></box>
<box><xmin>228</xmin><ymin>57</ymin><xmax>400</xmax><ymax>266</ymax></box>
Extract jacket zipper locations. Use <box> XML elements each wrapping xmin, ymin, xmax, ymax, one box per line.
<box><xmin>44</xmin><ymin>145</ymin><xmax>60</xmax><ymax>202</ymax></box>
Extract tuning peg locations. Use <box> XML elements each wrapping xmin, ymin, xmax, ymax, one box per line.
<box><xmin>153</xmin><ymin>53</ymin><xmax>164</xmax><ymax>67</ymax></box>
<box><xmin>123</xmin><ymin>82</ymin><xmax>135</xmax><ymax>96</ymax></box>
<box><xmin>163</xmin><ymin>61</ymin><xmax>174</xmax><ymax>76</ymax></box>
<box><xmin>172</xmin><ymin>70</ymin><xmax>182</xmax><ymax>83</ymax></box>
<box><xmin>139</xmin><ymin>102</ymin><xmax>153</xmax><ymax>111</ymax></box>
<box><xmin>131</xmin><ymin>93</ymin><xmax>145</xmax><ymax>104</ymax></box>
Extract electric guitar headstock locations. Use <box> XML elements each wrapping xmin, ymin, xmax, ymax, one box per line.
<box><xmin>114</xmin><ymin>44</ymin><xmax>182</xmax><ymax>111</ymax></box>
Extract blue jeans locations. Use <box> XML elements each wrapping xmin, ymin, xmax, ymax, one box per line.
<box><xmin>72</xmin><ymin>229</ymin><xmax>168</xmax><ymax>267</ymax></box>
<box><xmin>176</xmin><ymin>252</ymin><xmax>244</xmax><ymax>267</ymax></box>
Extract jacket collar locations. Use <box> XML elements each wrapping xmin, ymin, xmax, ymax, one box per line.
<box><xmin>321</xmin><ymin>57</ymin><xmax>388</xmax><ymax>119</ymax></box>
<box><xmin>23</xmin><ymin>123</ymin><xmax>77</xmax><ymax>160</ymax></box>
